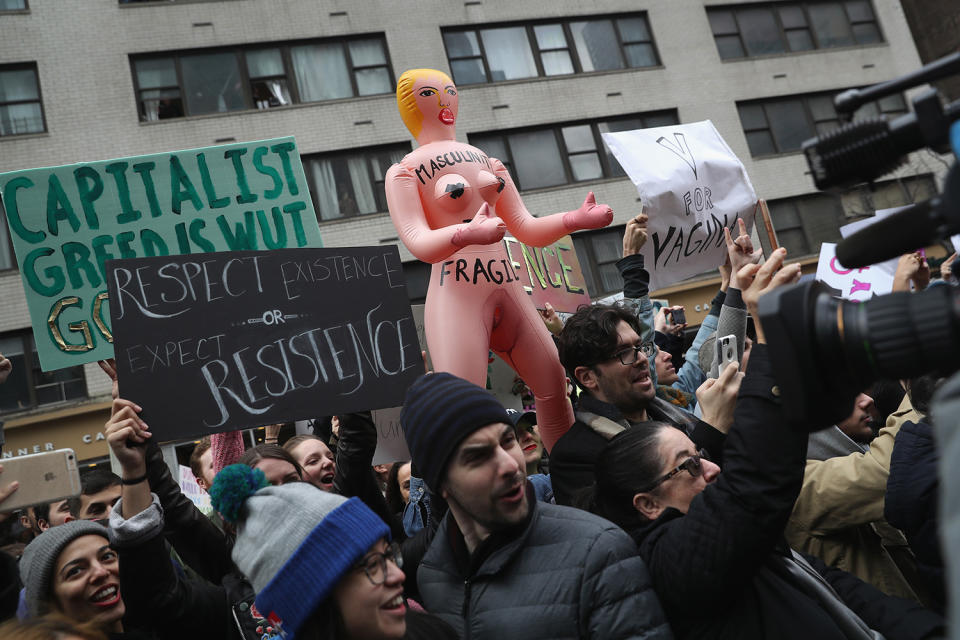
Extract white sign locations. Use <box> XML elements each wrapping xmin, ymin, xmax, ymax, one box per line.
<box><xmin>178</xmin><ymin>465</ymin><xmax>212</xmax><ymax>514</ymax></box>
<box><xmin>603</xmin><ymin>120</ymin><xmax>758</xmax><ymax>290</ymax></box>
<box><xmin>815</xmin><ymin>243</ymin><xmax>894</xmax><ymax>301</ymax></box>
<box><xmin>371</xmin><ymin>406</ymin><xmax>410</xmax><ymax>466</ymax></box>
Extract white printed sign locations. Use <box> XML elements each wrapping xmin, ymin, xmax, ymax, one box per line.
<box><xmin>603</xmin><ymin>120</ymin><xmax>758</xmax><ymax>290</ymax></box>
<box><xmin>816</xmin><ymin>243</ymin><xmax>894</xmax><ymax>301</ymax></box>
<box><xmin>178</xmin><ymin>465</ymin><xmax>212</xmax><ymax>514</ymax></box>
<box><xmin>372</xmin><ymin>406</ymin><xmax>410</xmax><ymax>466</ymax></box>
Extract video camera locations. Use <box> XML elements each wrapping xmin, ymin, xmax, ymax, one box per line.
<box><xmin>758</xmin><ymin>52</ymin><xmax>960</xmax><ymax>429</ymax></box>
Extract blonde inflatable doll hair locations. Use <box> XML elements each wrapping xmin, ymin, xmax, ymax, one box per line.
<box><xmin>396</xmin><ymin>68</ymin><xmax>453</xmax><ymax>139</ymax></box>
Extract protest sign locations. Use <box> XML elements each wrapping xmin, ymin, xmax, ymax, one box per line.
<box><xmin>500</xmin><ymin>234</ymin><xmax>591</xmax><ymax>312</ymax></box>
<box><xmin>178</xmin><ymin>465</ymin><xmax>212</xmax><ymax>514</ymax></box>
<box><xmin>0</xmin><ymin>137</ymin><xmax>322</xmax><ymax>371</ymax></box>
<box><xmin>107</xmin><ymin>246</ymin><xmax>421</xmax><ymax>442</ymax></box>
<box><xmin>372</xmin><ymin>406</ymin><xmax>410</xmax><ymax>466</ymax></box>
<box><xmin>816</xmin><ymin>243</ymin><xmax>894</xmax><ymax>301</ymax></box>
<box><xmin>602</xmin><ymin>121</ymin><xmax>757</xmax><ymax>290</ymax></box>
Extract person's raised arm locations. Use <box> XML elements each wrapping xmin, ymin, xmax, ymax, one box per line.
<box><xmin>490</xmin><ymin>157</ymin><xmax>612</xmax><ymax>246</ymax></box>
<box><xmin>893</xmin><ymin>252</ymin><xmax>923</xmax><ymax>292</ymax></box>
<box><xmin>105</xmin><ymin>398</ymin><xmax>153</xmax><ymax>518</ymax></box>
<box><xmin>707</xmin><ymin>219</ymin><xmax>759</xmax><ymax>377</ymax></box>
<box><xmin>99</xmin><ymin>360</ymin><xmax>233</xmax><ymax>584</ymax></box>
<box><xmin>643</xmin><ymin>249</ymin><xmax>807</xmax><ymax>614</ymax></box>
<box><xmin>940</xmin><ymin>252</ymin><xmax>957</xmax><ymax>284</ymax></box>
<box><xmin>385</xmin><ymin>163</ymin><xmax>506</xmax><ymax>263</ymax></box>
<box><xmin>617</xmin><ymin>213</ymin><xmax>656</xmax><ymax>349</ymax></box>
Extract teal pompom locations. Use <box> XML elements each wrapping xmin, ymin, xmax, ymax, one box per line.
<box><xmin>209</xmin><ymin>464</ymin><xmax>269</xmax><ymax>523</ymax></box>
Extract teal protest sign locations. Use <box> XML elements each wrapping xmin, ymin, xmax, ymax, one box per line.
<box><xmin>0</xmin><ymin>137</ymin><xmax>323</xmax><ymax>370</ymax></box>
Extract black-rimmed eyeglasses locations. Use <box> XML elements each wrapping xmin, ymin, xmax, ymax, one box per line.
<box><xmin>611</xmin><ymin>342</ymin><xmax>656</xmax><ymax>366</ymax></box>
<box><xmin>641</xmin><ymin>449</ymin><xmax>709</xmax><ymax>492</ymax></box>
<box><xmin>354</xmin><ymin>541</ymin><xmax>403</xmax><ymax>586</ymax></box>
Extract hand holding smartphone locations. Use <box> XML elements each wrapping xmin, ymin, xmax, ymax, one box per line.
<box><xmin>0</xmin><ymin>449</ymin><xmax>81</xmax><ymax>512</ymax></box>
<box><xmin>718</xmin><ymin>334</ymin><xmax>739</xmax><ymax>371</ymax></box>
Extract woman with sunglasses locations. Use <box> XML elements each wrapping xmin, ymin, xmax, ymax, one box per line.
<box><xmin>588</xmin><ymin>252</ymin><xmax>943</xmax><ymax>640</ymax></box>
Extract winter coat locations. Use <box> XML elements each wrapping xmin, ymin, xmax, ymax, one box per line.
<box><xmin>550</xmin><ymin>391</ymin><xmax>725</xmax><ymax>507</ymax></box>
<box><xmin>109</xmin><ymin>495</ymin><xmax>263</xmax><ymax>640</ymax></box>
<box><xmin>885</xmin><ymin>418</ymin><xmax>945</xmax><ymax>612</ymax></box>
<box><xmin>632</xmin><ymin>344</ymin><xmax>943</xmax><ymax>640</ymax></box>
<box><xmin>143</xmin><ymin>440</ymin><xmax>264</xmax><ymax>640</ymax></box>
<box><xmin>786</xmin><ymin>394</ymin><xmax>922</xmax><ymax>601</ymax></box>
<box><xmin>418</xmin><ymin>491</ymin><xmax>672</xmax><ymax>640</ymax></box>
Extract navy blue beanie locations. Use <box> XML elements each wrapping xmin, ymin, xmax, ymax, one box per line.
<box><xmin>401</xmin><ymin>372</ymin><xmax>511</xmax><ymax>492</ymax></box>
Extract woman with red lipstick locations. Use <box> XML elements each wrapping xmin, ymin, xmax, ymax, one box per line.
<box><xmin>386</xmin><ymin>67</ymin><xmax>615</xmax><ymax>453</ymax></box>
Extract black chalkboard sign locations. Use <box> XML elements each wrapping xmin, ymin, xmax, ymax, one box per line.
<box><xmin>106</xmin><ymin>247</ymin><xmax>421</xmax><ymax>442</ymax></box>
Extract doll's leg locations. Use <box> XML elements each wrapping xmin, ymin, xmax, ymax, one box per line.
<box><xmin>495</xmin><ymin>295</ymin><xmax>573</xmax><ymax>453</ymax></box>
<box><xmin>424</xmin><ymin>285</ymin><xmax>494</xmax><ymax>387</ymax></box>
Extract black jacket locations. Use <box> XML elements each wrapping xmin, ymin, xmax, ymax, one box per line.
<box><xmin>418</xmin><ymin>492</ymin><xmax>671</xmax><ymax>640</ymax></box>
<box><xmin>551</xmin><ymin>392</ymin><xmax>726</xmax><ymax>506</ymax></box>
<box><xmin>886</xmin><ymin>418</ymin><xmax>945</xmax><ymax>612</ymax></box>
<box><xmin>143</xmin><ymin>441</ymin><xmax>261</xmax><ymax>640</ymax></box>
<box><xmin>631</xmin><ymin>345</ymin><xmax>943</xmax><ymax>640</ymax></box>
<box><xmin>333</xmin><ymin>412</ymin><xmax>405</xmax><ymax>541</ymax></box>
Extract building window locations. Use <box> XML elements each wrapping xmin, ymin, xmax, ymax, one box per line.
<box><xmin>0</xmin><ymin>63</ymin><xmax>44</xmax><ymax>136</ymax></box>
<box><xmin>708</xmin><ymin>1</ymin><xmax>883</xmax><ymax>60</ymax></box>
<box><xmin>302</xmin><ymin>143</ymin><xmax>410</xmax><ymax>222</ymax></box>
<box><xmin>758</xmin><ymin>175</ymin><xmax>938</xmax><ymax>257</ymax></box>
<box><xmin>0</xmin><ymin>201</ymin><xmax>15</xmax><ymax>270</ymax></box>
<box><xmin>573</xmin><ymin>225</ymin><xmax>626</xmax><ymax>298</ymax></box>
<box><xmin>737</xmin><ymin>90</ymin><xmax>907</xmax><ymax>157</ymax></box>
<box><xmin>442</xmin><ymin>13</ymin><xmax>660</xmax><ymax>85</ymax></box>
<box><xmin>468</xmin><ymin>111</ymin><xmax>678</xmax><ymax>191</ymax></box>
<box><xmin>131</xmin><ymin>35</ymin><xmax>393</xmax><ymax>121</ymax></box>
<box><xmin>0</xmin><ymin>0</ymin><xmax>26</xmax><ymax>10</ymax></box>
<box><xmin>0</xmin><ymin>333</ymin><xmax>87</xmax><ymax>414</ymax></box>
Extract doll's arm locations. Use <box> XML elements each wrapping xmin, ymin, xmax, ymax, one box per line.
<box><xmin>490</xmin><ymin>157</ymin><xmax>613</xmax><ymax>246</ymax></box>
<box><xmin>386</xmin><ymin>163</ymin><xmax>505</xmax><ymax>264</ymax></box>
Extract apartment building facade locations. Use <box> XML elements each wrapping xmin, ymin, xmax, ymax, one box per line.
<box><xmin>0</xmin><ymin>0</ymin><xmax>946</xmax><ymax>465</ymax></box>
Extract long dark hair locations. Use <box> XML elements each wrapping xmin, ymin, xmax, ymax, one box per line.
<box><xmin>238</xmin><ymin>444</ymin><xmax>304</xmax><ymax>480</ymax></box>
<box><xmin>386</xmin><ymin>461</ymin><xmax>410</xmax><ymax>516</ymax></box>
<box><xmin>589</xmin><ymin>422</ymin><xmax>672</xmax><ymax>532</ymax></box>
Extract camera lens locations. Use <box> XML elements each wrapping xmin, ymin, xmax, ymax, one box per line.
<box><xmin>816</xmin><ymin>286</ymin><xmax>960</xmax><ymax>387</ymax></box>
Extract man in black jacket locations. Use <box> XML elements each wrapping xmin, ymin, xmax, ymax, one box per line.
<box><xmin>550</xmin><ymin>214</ymin><xmax>741</xmax><ymax>506</ymax></box>
<box><xmin>400</xmin><ymin>372</ymin><xmax>672</xmax><ymax>640</ymax></box>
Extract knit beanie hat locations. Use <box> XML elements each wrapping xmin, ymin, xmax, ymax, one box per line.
<box><xmin>210</xmin><ymin>465</ymin><xmax>389</xmax><ymax>639</ymax></box>
<box><xmin>20</xmin><ymin>519</ymin><xmax>110</xmax><ymax>617</ymax></box>
<box><xmin>400</xmin><ymin>372</ymin><xmax>512</xmax><ymax>493</ymax></box>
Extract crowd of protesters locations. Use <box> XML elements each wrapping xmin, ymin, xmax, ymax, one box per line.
<box><xmin>0</xmin><ymin>211</ymin><xmax>955</xmax><ymax>640</ymax></box>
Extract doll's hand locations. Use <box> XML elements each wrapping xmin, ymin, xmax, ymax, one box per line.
<box><xmin>452</xmin><ymin>203</ymin><xmax>507</xmax><ymax>247</ymax></box>
<box><xmin>564</xmin><ymin>192</ymin><xmax>614</xmax><ymax>231</ymax></box>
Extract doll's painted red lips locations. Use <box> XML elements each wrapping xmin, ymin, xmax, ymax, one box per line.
<box><xmin>438</xmin><ymin>108</ymin><xmax>455</xmax><ymax>124</ymax></box>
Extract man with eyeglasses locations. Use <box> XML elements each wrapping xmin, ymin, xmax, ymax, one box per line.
<box><xmin>551</xmin><ymin>301</ymin><xmax>739</xmax><ymax>506</ymax></box>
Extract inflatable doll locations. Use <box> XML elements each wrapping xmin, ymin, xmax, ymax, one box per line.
<box><xmin>385</xmin><ymin>68</ymin><xmax>613</xmax><ymax>451</ymax></box>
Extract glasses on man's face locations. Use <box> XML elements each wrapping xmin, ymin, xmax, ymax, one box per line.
<box><xmin>641</xmin><ymin>449</ymin><xmax>709</xmax><ymax>492</ymax></box>
<box><xmin>355</xmin><ymin>541</ymin><xmax>403</xmax><ymax>586</ymax></box>
<box><xmin>611</xmin><ymin>342</ymin><xmax>656</xmax><ymax>366</ymax></box>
